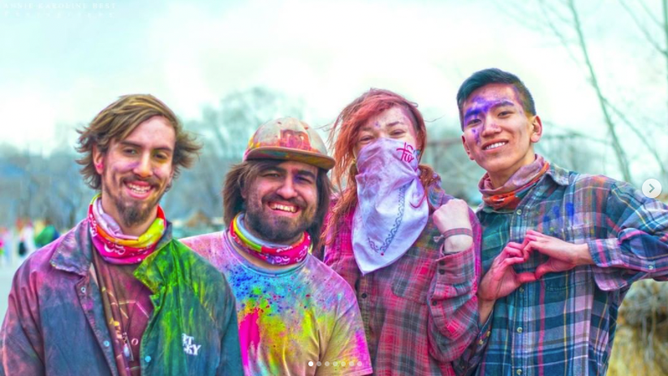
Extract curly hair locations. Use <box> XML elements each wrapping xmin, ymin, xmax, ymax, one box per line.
<box><xmin>76</xmin><ymin>94</ymin><xmax>201</xmax><ymax>189</ymax></box>
<box><xmin>325</xmin><ymin>88</ymin><xmax>438</xmax><ymax>244</ymax></box>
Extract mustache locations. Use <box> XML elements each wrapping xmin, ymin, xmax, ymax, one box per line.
<box><xmin>263</xmin><ymin>194</ymin><xmax>306</xmax><ymax>209</ymax></box>
<box><xmin>122</xmin><ymin>175</ymin><xmax>161</xmax><ymax>186</ymax></box>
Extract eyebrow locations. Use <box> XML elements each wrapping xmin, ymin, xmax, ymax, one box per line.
<box><xmin>119</xmin><ymin>140</ymin><xmax>174</xmax><ymax>153</ymax></box>
<box><xmin>268</xmin><ymin>166</ymin><xmax>317</xmax><ymax>180</ymax></box>
<box><xmin>464</xmin><ymin>100</ymin><xmax>516</xmax><ymax>120</ymax></box>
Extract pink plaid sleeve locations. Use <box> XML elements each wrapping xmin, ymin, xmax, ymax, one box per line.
<box><xmin>427</xmin><ymin>209</ymin><xmax>481</xmax><ymax>362</ymax></box>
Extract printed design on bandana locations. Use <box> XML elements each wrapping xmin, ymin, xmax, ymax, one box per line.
<box><xmin>88</xmin><ymin>194</ymin><xmax>165</xmax><ymax>265</ymax></box>
<box><xmin>396</xmin><ymin>142</ymin><xmax>415</xmax><ymax>163</ymax></box>
<box><xmin>367</xmin><ymin>184</ymin><xmax>407</xmax><ymax>256</ymax></box>
<box><xmin>182</xmin><ymin>333</ymin><xmax>201</xmax><ymax>356</ymax></box>
<box><xmin>229</xmin><ymin>213</ymin><xmax>310</xmax><ymax>266</ymax></box>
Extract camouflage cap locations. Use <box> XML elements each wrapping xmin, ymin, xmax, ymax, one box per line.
<box><xmin>243</xmin><ymin>117</ymin><xmax>335</xmax><ymax>170</ymax></box>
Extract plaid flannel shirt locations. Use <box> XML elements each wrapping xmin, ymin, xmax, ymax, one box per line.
<box><xmin>457</xmin><ymin>164</ymin><xmax>668</xmax><ymax>376</ymax></box>
<box><xmin>323</xmin><ymin>184</ymin><xmax>481</xmax><ymax>375</ymax></box>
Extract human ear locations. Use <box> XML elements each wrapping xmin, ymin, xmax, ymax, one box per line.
<box><xmin>461</xmin><ymin>135</ymin><xmax>474</xmax><ymax>160</ymax></box>
<box><xmin>92</xmin><ymin>145</ymin><xmax>104</xmax><ymax>174</ymax></box>
<box><xmin>530</xmin><ymin>115</ymin><xmax>543</xmax><ymax>143</ymax></box>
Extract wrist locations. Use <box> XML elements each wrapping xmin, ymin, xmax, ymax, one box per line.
<box><xmin>443</xmin><ymin>235</ymin><xmax>473</xmax><ymax>254</ymax></box>
<box><xmin>575</xmin><ymin>243</ymin><xmax>594</xmax><ymax>265</ymax></box>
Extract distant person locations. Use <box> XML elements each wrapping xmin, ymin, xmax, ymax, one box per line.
<box><xmin>15</xmin><ymin>218</ymin><xmax>35</xmax><ymax>258</ymax></box>
<box><xmin>33</xmin><ymin>218</ymin><xmax>60</xmax><ymax>248</ymax></box>
<box><xmin>0</xmin><ymin>94</ymin><xmax>243</xmax><ymax>375</ymax></box>
<box><xmin>183</xmin><ymin>118</ymin><xmax>373</xmax><ymax>376</ymax></box>
<box><xmin>322</xmin><ymin>89</ymin><xmax>481</xmax><ymax>375</ymax></box>
<box><xmin>0</xmin><ymin>227</ymin><xmax>7</xmax><ymax>267</ymax></box>
<box><xmin>0</xmin><ymin>227</ymin><xmax>12</xmax><ymax>267</ymax></box>
<box><xmin>456</xmin><ymin>68</ymin><xmax>668</xmax><ymax>375</ymax></box>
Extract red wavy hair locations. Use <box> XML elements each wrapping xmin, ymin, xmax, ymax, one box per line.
<box><xmin>325</xmin><ymin>88</ymin><xmax>438</xmax><ymax>244</ymax></box>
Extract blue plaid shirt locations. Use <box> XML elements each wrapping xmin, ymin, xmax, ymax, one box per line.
<box><xmin>457</xmin><ymin>164</ymin><xmax>668</xmax><ymax>376</ymax></box>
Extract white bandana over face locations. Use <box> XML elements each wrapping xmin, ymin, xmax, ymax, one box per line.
<box><xmin>352</xmin><ymin>137</ymin><xmax>429</xmax><ymax>275</ymax></box>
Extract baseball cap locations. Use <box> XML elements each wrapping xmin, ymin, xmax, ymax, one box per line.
<box><xmin>243</xmin><ymin>117</ymin><xmax>335</xmax><ymax>170</ymax></box>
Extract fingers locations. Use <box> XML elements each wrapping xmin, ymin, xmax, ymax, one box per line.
<box><xmin>517</xmin><ymin>272</ymin><xmax>537</xmax><ymax>284</ymax></box>
<box><xmin>535</xmin><ymin>262</ymin><xmax>555</xmax><ymax>279</ymax></box>
<box><xmin>502</xmin><ymin>246</ymin><xmax>523</xmax><ymax>258</ymax></box>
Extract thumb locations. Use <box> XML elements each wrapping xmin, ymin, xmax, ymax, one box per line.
<box><xmin>535</xmin><ymin>262</ymin><xmax>554</xmax><ymax>279</ymax></box>
<box><xmin>517</xmin><ymin>272</ymin><xmax>536</xmax><ymax>284</ymax></box>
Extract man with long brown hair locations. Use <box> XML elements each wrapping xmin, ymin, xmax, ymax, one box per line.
<box><xmin>322</xmin><ymin>89</ymin><xmax>481</xmax><ymax>375</ymax></box>
<box><xmin>0</xmin><ymin>94</ymin><xmax>243</xmax><ymax>375</ymax></box>
<box><xmin>182</xmin><ymin>117</ymin><xmax>372</xmax><ymax>376</ymax></box>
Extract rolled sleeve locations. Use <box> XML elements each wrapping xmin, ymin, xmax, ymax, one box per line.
<box><xmin>427</xmin><ymin>213</ymin><xmax>481</xmax><ymax>363</ymax></box>
<box><xmin>588</xmin><ymin>183</ymin><xmax>668</xmax><ymax>291</ymax></box>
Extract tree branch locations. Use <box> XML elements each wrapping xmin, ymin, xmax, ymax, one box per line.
<box><xmin>602</xmin><ymin>97</ymin><xmax>668</xmax><ymax>179</ymax></box>
<box><xmin>618</xmin><ymin>0</ymin><xmax>667</xmax><ymax>57</ymax></box>
<box><xmin>567</xmin><ymin>0</ymin><xmax>632</xmax><ymax>182</ymax></box>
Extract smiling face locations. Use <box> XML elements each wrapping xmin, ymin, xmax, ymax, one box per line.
<box><xmin>93</xmin><ymin>116</ymin><xmax>175</xmax><ymax>235</ymax></box>
<box><xmin>354</xmin><ymin>106</ymin><xmax>420</xmax><ymax>157</ymax></box>
<box><xmin>461</xmin><ymin>83</ymin><xmax>542</xmax><ymax>187</ymax></box>
<box><xmin>242</xmin><ymin>160</ymin><xmax>319</xmax><ymax>244</ymax></box>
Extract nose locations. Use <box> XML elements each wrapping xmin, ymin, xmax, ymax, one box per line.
<box><xmin>481</xmin><ymin>115</ymin><xmax>501</xmax><ymax>137</ymax></box>
<box><xmin>275</xmin><ymin>178</ymin><xmax>298</xmax><ymax>200</ymax></box>
<box><xmin>133</xmin><ymin>153</ymin><xmax>153</xmax><ymax>178</ymax></box>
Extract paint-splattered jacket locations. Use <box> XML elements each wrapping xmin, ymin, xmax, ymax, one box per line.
<box><xmin>457</xmin><ymin>164</ymin><xmax>668</xmax><ymax>376</ymax></box>
<box><xmin>323</xmin><ymin>181</ymin><xmax>482</xmax><ymax>375</ymax></box>
<box><xmin>0</xmin><ymin>218</ymin><xmax>243</xmax><ymax>376</ymax></box>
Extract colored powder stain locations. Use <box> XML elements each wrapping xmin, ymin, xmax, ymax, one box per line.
<box><xmin>542</xmin><ymin>215</ymin><xmax>551</xmax><ymax>233</ymax></box>
<box><xmin>552</xmin><ymin>207</ymin><xmax>561</xmax><ymax>228</ymax></box>
<box><xmin>238</xmin><ymin>308</ymin><xmax>261</xmax><ymax>369</ymax></box>
<box><xmin>566</xmin><ymin>203</ymin><xmax>575</xmax><ymax>218</ymax></box>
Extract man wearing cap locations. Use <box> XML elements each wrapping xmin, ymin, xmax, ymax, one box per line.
<box><xmin>455</xmin><ymin>68</ymin><xmax>668</xmax><ymax>375</ymax></box>
<box><xmin>182</xmin><ymin>117</ymin><xmax>373</xmax><ymax>376</ymax></box>
<box><xmin>0</xmin><ymin>94</ymin><xmax>243</xmax><ymax>375</ymax></box>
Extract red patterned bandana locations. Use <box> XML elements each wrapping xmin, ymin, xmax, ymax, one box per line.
<box><xmin>229</xmin><ymin>213</ymin><xmax>310</xmax><ymax>266</ymax></box>
<box><xmin>480</xmin><ymin>155</ymin><xmax>550</xmax><ymax>210</ymax></box>
<box><xmin>88</xmin><ymin>195</ymin><xmax>166</xmax><ymax>265</ymax></box>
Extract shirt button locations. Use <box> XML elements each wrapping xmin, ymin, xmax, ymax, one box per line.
<box><xmin>361</xmin><ymin>293</ymin><xmax>368</xmax><ymax>299</ymax></box>
<box><xmin>145</xmin><ymin>356</ymin><xmax>151</xmax><ymax>363</ymax></box>
<box><xmin>519</xmin><ymin>287</ymin><xmax>525</xmax><ymax>293</ymax></box>
<box><xmin>431</xmin><ymin>300</ymin><xmax>438</xmax><ymax>306</ymax></box>
<box><xmin>80</xmin><ymin>286</ymin><xmax>86</xmax><ymax>293</ymax></box>
<box><xmin>103</xmin><ymin>340</ymin><xmax>110</xmax><ymax>347</ymax></box>
<box><xmin>438</xmin><ymin>269</ymin><xmax>446</xmax><ymax>275</ymax></box>
<box><xmin>516</xmin><ymin>209</ymin><xmax>522</xmax><ymax>215</ymax></box>
<box><xmin>517</xmin><ymin>327</ymin><xmax>523</xmax><ymax>333</ymax></box>
<box><xmin>478</xmin><ymin>339</ymin><xmax>484</xmax><ymax>345</ymax></box>
<box><xmin>516</xmin><ymin>369</ymin><xmax>523</xmax><ymax>375</ymax></box>
<box><xmin>438</xmin><ymin>260</ymin><xmax>445</xmax><ymax>266</ymax></box>
<box><xmin>649</xmin><ymin>265</ymin><xmax>654</xmax><ymax>270</ymax></box>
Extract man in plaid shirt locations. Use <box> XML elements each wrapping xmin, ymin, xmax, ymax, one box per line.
<box><xmin>455</xmin><ymin>68</ymin><xmax>668</xmax><ymax>376</ymax></box>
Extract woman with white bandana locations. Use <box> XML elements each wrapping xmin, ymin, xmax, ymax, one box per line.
<box><xmin>322</xmin><ymin>89</ymin><xmax>482</xmax><ymax>375</ymax></box>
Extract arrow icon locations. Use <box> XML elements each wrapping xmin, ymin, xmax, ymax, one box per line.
<box><xmin>642</xmin><ymin>179</ymin><xmax>662</xmax><ymax>199</ymax></box>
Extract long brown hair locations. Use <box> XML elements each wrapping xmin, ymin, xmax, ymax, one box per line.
<box><xmin>325</xmin><ymin>89</ymin><xmax>438</xmax><ymax>243</ymax></box>
<box><xmin>222</xmin><ymin>159</ymin><xmax>332</xmax><ymax>250</ymax></box>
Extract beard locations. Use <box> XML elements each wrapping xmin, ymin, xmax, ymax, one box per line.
<box><xmin>103</xmin><ymin>176</ymin><xmax>168</xmax><ymax>229</ymax></box>
<box><xmin>243</xmin><ymin>193</ymin><xmax>315</xmax><ymax>244</ymax></box>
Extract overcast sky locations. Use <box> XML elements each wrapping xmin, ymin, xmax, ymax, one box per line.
<box><xmin>1</xmin><ymin>0</ymin><xmax>665</xmax><ymax>182</ymax></box>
